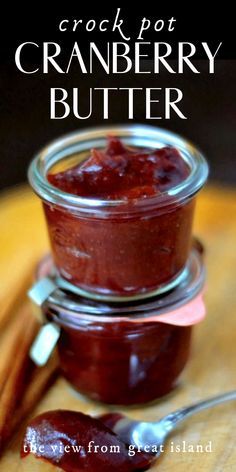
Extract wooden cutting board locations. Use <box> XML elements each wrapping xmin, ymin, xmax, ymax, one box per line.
<box><xmin>0</xmin><ymin>184</ymin><xmax>236</xmax><ymax>472</ymax></box>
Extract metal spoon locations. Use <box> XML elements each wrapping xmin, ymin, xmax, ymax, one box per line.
<box><xmin>109</xmin><ymin>390</ymin><xmax>236</xmax><ymax>454</ymax></box>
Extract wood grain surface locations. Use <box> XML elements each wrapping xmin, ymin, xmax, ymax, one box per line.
<box><xmin>0</xmin><ymin>184</ymin><xmax>236</xmax><ymax>472</ymax></box>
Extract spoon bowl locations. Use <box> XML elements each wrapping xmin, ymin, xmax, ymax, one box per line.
<box><xmin>102</xmin><ymin>390</ymin><xmax>236</xmax><ymax>453</ymax></box>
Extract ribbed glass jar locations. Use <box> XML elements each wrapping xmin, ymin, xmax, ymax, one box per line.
<box><xmin>28</xmin><ymin>125</ymin><xmax>208</xmax><ymax>301</ymax></box>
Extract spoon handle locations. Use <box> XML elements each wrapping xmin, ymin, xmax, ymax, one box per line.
<box><xmin>161</xmin><ymin>390</ymin><xmax>236</xmax><ymax>434</ymax></box>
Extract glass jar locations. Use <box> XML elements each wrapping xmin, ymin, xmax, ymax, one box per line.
<box><xmin>29</xmin><ymin>243</ymin><xmax>206</xmax><ymax>405</ymax></box>
<box><xmin>28</xmin><ymin>125</ymin><xmax>208</xmax><ymax>302</ymax></box>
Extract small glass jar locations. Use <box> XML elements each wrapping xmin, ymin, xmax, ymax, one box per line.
<box><xmin>28</xmin><ymin>125</ymin><xmax>208</xmax><ymax>301</ymax></box>
<box><xmin>29</xmin><ymin>244</ymin><xmax>206</xmax><ymax>405</ymax></box>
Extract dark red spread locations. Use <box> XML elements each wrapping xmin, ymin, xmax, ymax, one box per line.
<box><xmin>21</xmin><ymin>410</ymin><xmax>153</xmax><ymax>471</ymax></box>
<box><xmin>48</xmin><ymin>137</ymin><xmax>190</xmax><ymax>199</ymax></box>
<box><xmin>57</xmin><ymin>318</ymin><xmax>192</xmax><ymax>404</ymax></box>
<box><xmin>44</xmin><ymin>137</ymin><xmax>194</xmax><ymax>297</ymax></box>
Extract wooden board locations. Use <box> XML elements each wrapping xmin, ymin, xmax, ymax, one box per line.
<box><xmin>0</xmin><ymin>184</ymin><xmax>236</xmax><ymax>471</ymax></box>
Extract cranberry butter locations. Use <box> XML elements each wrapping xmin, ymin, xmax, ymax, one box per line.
<box><xmin>45</xmin><ymin>136</ymin><xmax>193</xmax><ymax>299</ymax></box>
<box><xmin>21</xmin><ymin>410</ymin><xmax>153</xmax><ymax>472</ymax></box>
<box><xmin>28</xmin><ymin>125</ymin><xmax>208</xmax><ymax>405</ymax></box>
<box><xmin>29</xmin><ymin>126</ymin><xmax>207</xmax><ymax>300</ymax></box>
<box><xmin>28</xmin><ymin>244</ymin><xmax>205</xmax><ymax>405</ymax></box>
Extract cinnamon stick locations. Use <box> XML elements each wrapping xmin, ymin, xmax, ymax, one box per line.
<box><xmin>0</xmin><ymin>305</ymin><xmax>34</xmax><ymax>395</ymax></box>
<box><xmin>0</xmin><ymin>302</ymin><xmax>59</xmax><ymax>454</ymax></box>
<box><xmin>14</xmin><ymin>354</ymin><xmax>58</xmax><ymax>423</ymax></box>
<box><xmin>0</xmin><ymin>263</ymin><xmax>35</xmax><ymax>333</ymax></box>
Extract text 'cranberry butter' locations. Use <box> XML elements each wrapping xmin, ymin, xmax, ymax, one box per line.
<box><xmin>28</xmin><ymin>125</ymin><xmax>208</xmax><ymax>301</ymax></box>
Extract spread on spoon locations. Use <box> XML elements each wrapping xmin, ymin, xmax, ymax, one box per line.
<box><xmin>21</xmin><ymin>410</ymin><xmax>153</xmax><ymax>471</ymax></box>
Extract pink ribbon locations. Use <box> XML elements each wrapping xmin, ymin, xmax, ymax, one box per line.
<box><xmin>123</xmin><ymin>292</ymin><xmax>206</xmax><ymax>326</ymax></box>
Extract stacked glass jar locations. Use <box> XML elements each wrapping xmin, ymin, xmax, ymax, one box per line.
<box><xmin>28</xmin><ymin>125</ymin><xmax>208</xmax><ymax>405</ymax></box>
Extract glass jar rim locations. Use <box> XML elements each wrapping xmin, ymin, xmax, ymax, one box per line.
<box><xmin>34</xmin><ymin>244</ymin><xmax>205</xmax><ymax>327</ymax></box>
<box><xmin>28</xmin><ymin>124</ymin><xmax>209</xmax><ymax>215</ymax></box>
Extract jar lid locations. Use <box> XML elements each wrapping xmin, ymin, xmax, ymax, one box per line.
<box><xmin>28</xmin><ymin>242</ymin><xmax>205</xmax><ymax>325</ymax></box>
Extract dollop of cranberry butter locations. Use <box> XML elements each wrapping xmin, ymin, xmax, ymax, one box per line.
<box><xmin>21</xmin><ymin>410</ymin><xmax>153</xmax><ymax>471</ymax></box>
<box><xmin>48</xmin><ymin>137</ymin><xmax>189</xmax><ymax>199</ymax></box>
<box><xmin>44</xmin><ymin>136</ymin><xmax>194</xmax><ymax>297</ymax></box>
